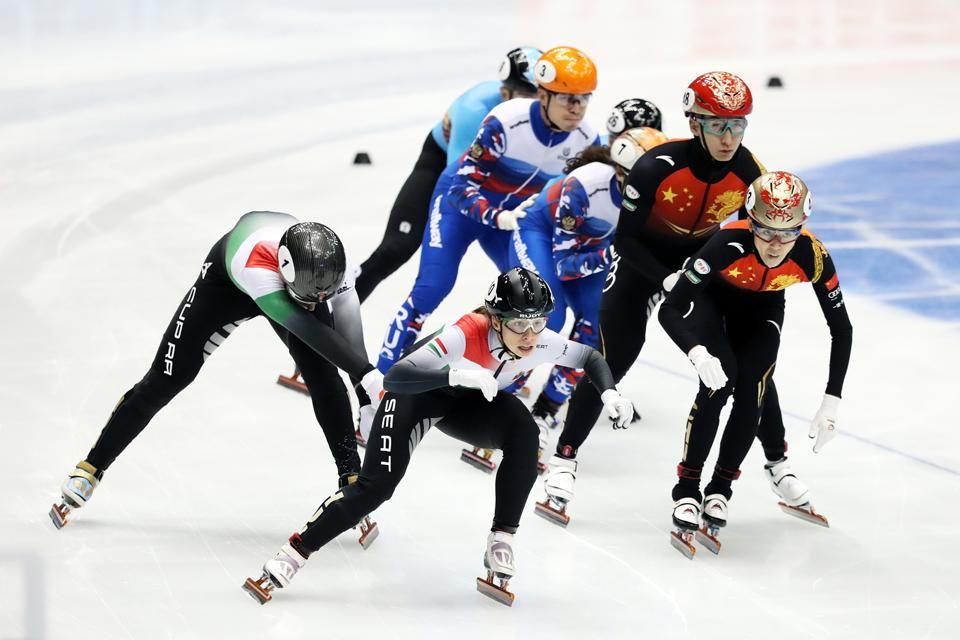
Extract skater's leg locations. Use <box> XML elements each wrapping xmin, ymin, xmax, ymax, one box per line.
<box><xmin>356</xmin><ymin>133</ymin><xmax>446</xmax><ymax>302</ymax></box>
<box><xmin>296</xmin><ymin>391</ymin><xmax>454</xmax><ymax>552</ymax></box>
<box><xmin>85</xmin><ymin>237</ymin><xmax>260</xmax><ymax>471</ymax></box>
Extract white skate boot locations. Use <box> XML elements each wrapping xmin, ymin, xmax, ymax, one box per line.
<box><xmin>49</xmin><ymin>461</ymin><xmax>100</xmax><ymax>529</ymax></box>
<box><xmin>534</xmin><ymin>455</ymin><xmax>577</xmax><ymax>527</ymax></box>
<box><xmin>476</xmin><ymin>530</ymin><xmax>516</xmax><ymax>606</ymax></box>
<box><xmin>669</xmin><ymin>497</ymin><xmax>701</xmax><ymax>559</ymax></box>
<box><xmin>696</xmin><ymin>494</ymin><xmax>728</xmax><ymax>555</ymax></box>
<box><xmin>764</xmin><ymin>458</ymin><xmax>829</xmax><ymax>527</ymax></box>
<box><xmin>243</xmin><ymin>538</ymin><xmax>309</xmax><ymax>605</ymax></box>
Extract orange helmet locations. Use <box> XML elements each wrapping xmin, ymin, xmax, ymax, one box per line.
<box><xmin>534</xmin><ymin>46</ymin><xmax>597</xmax><ymax>94</ymax></box>
<box><xmin>610</xmin><ymin>127</ymin><xmax>669</xmax><ymax>171</ymax></box>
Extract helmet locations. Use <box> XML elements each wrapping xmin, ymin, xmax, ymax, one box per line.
<box><xmin>745</xmin><ymin>171</ymin><xmax>811</xmax><ymax>229</ymax></box>
<box><xmin>484</xmin><ymin>268</ymin><xmax>554</xmax><ymax>319</ymax></box>
<box><xmin>534</xmin><ymin>46</ymin><xmax>597</xmax><ymax>94</ymax></box>
<box><xmin>278</xmin><ymin>222</ymin><xmax>347</xmax><ymax>304</ymax></box>
<box><xmin>498</xmin><ymin>46</ymin><xmax>543</xmax><ymax>94</ymax></box>
<box><xmin>682</xmin><ymin>71</ymin><xmax>753</xmax><ymax>117</ymax></box>
<box><xmin>606</xmin><ymin>98</ymin><xmax>663</xmax><ymax>135</ymax></box>
<box><xmin>610</xmin><ymin>127</ymin><xmax>669</xmax><ymax>171</ymax></box>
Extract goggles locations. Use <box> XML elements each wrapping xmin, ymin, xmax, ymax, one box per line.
<box><xmin>750</xmin><ymin>219</ymin><xmax>802</xmax><ymax>243</ymax></box>
<box><xmin>695</xmin><ymin>116</ymin><xmax>748</xmax><ymax>136</ymax></box>
<box><xmin>547</xmin><ymin>90</ymin><xmax>593</xmax><ymax>108</ymax></box>
<box><xmin>503</xmin><ymin>316</ymin><xmax>549</xmax><ymax>334</ymax></box>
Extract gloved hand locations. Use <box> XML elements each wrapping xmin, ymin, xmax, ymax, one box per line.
<box><xmin>495</xmin><ymin>195</ymin><xmax>537</xmax><ymax>231</ymax></box>
<box><xmin>357</xmin><ymin>403</ymin><xmax>376</xmax><ymax>442</ymax></box>
<box><xmin>688</xmin><ymin>345</ymin><xmax>727</xmax><ymax>391</ymax></box>
<box><xmin>601</xmin><ymin>389</ymin><xmax>636</xmax><ymax>429</ymax></box>
<box><xmin>602</xmin><ymin>244</ymin><xmax>619</xmax><ymax>265</ymax></box>
<box><xmin>448</xmin><ymin>368</ymin><xmax>498</xmax><ymax>401</ymax></box>
<box><xmin>809</xmin><ymin>394</ymin><xmax>840</xmax><ymax>453</ymax></box>
<box><xmin>359</xmin><ymin>369</ymin><xmax>384</xmax><ymax>405</ymax></box>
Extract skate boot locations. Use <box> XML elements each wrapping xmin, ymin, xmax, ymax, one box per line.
<box><xmin>533</xmin><ymin>415</ymin><xmax>556</xmax><ymax>475</ymax></box>
<box><xmin>669</xmin><ymin>497</ymin><xmax>700</xmax><ymax>559</ymax></box>
<box><xmin>476</xmin><ymin>530</ymin><xmax>516</xmax><ymax>606</ymax></box>
<box><xmin>695</xmin><ymin>494</ymin><xmax>728</xmax><ymax>555</ymax></box>
<box><xmin>49</xmin><ymin>461</ymin><xmax>101</xmax><ymax>529</ymax></box>
<box><xmin>460</xmin><ymin>447</ymin><xmax>497</xmax><ymax>473</ymax></box>
<box><xmin>341</xmin><ymin>473</ymin><xmax>379</xmax><ymax>548</ymax></box>
<box><xmin>534</xmin><ymin>453</ymin><xmax>576</xmax><ymax>527</ymax></box>
<box><xmin>243</xmin><ymin>534</ymin><xmax>310</xmax><ymax>605</ymax></box>
<box><xmin>764</xmin><ymin>458</ymin><xmax>829</xmax><ymax>527</ymax></box>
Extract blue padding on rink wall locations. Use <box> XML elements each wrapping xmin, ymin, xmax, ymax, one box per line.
<box><xmin>803</xmin><ymin>139</ymin><xmax>960</xmax><ymax>321</ymax></box>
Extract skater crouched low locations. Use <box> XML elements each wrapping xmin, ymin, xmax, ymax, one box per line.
<box><xmin>244</xmin><ymin>267</ymin><xmax>635</xmax><ymax>606</ymax></box>
<box><xmin>658</xmin><ymin>172</ymin><xmax>853</xmax><ymax>558</ymax></box>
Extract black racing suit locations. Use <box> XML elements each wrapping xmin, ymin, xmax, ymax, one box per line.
<box><xmin>658</xmin><ymin>222</ymin><xmax>853</xmax><ymax>500</ymax></box>
<box><xmin>85</xmin><ymin>231</ymin><xmax>375</xmax><ymax>480</ymax></box>
<box><xmin>558</xmin><ymin>137</ymin><xmax>792</xmax><ymax>461</ymax></box>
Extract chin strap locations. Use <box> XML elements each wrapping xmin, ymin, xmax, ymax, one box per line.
<box><xmin>540</xmin><ymin>95</ymin><xmax>564</xmax><ymax>132</ymax></box>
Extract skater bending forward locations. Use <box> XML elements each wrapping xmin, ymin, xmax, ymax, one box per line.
<box><xmin>658</xmin><ymin>172</ymin><xmax>852</xmax><ymax>558</ymax></box>
<box><xmin>244</xmin><ymin>267</ymin><xmax>635</xmax><ymax>606</ymax></box>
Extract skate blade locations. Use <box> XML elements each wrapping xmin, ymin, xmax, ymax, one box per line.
<box><xmin>476</xmin><ymin>575</ymin><xmax>515</xmax><ymax>606</ymax></box>
<box><xmin>695</xmin><ymin>527</ymin><xmax>721</xmax><ymax>555</ymax></box>
<box><xmin>355</xmin><ymin>430</ymin><xmax>367</xmax><ymax>449</ymax></box>
<box><xmin>241</xmin><ymin>577</ymin><xmax>273</xmax><ymax>604</ymax></box>
<box><xmin>49</xmin><ymin>503</ymin><xmax>69</xmax><ymax>530</ymax></box>
<box><xmin>460</xmin><ymin>449</ymin><xmax>496</xmax><ymax>473</ymax></box>
<box><xmin>534</xmin><ymin>500</ymin><xmax>570</xmax><ymax>527</ymax></box>
<box><xmin>670</xmin><ymin>531</ymin><xmax>696</xmax><ymax>559</ymax></box>
<box><xmin>358</xmin><ymin>518</ymin><xmax>379</xmax><ymax>549</ymax></box>
<box><xmin>779</xmin><ymin>501</ymin><xmax>830</xmax><ymax>528</ymax></box>
<box><xmin>517</xmin><ymin>386</ymin><xmax>531</xmax><ymax>399</ymax></box>
<box><xmin>276</xmin><ymin>373</ymin><xmax>309</xmax><ymax>395</ymax></box>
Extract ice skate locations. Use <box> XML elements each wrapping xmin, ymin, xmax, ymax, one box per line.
<box><xmin>534</xmin><ymin>455</ymin><xmax>577</xmax><ymax>527</ymax></box>
<box><xmin>340</xmin><ymin>473</ymin><xmax>380</xmax><ymax>547</ymax></box>
<box><xmin>764</xmin><ymin>458</ymin><xmax>829</xmax><ymax>527</ymax></box>
<box><xmin>49</xmin><ymin>461</ymin><xmax>100</xmax><ymax>529</ymax></box>
<box><xmin>242</xmin><ymin>538</ymin><xmax>309</xmax><ymax>605</ymax></box>
<box><xmin>276</xmin><ymin>368</ymin><xmax>309</xmax><ymax>395</ymax></box>
<box><xmin>695</xmin><ymin>494</ymin><xmax>727</xmax><ymax>555</ymax></box>
<box><xmin>460</xmin><ymin>447</ymin><xmax>497</xmax><ymax>473</ymax></box>
<box><xmin>476</xmin><ymin>530</ymin><xmax>515</xmax><ymax>606</ymax></box>
<box><xmin>669</xmin><ymin>497</ymin><xmax>700</xmax><ymax>559</ymax></box>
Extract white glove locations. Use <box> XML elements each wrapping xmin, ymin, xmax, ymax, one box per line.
<box><xmin>357</xmin><ymin>403</ymin><xmax>376</xmax><ymax>442</ymax></box>
<box><xmin>601</xmin><ymin>389</ymin><xmax>635</xmax><ymax>429</ymax></box>
<box><xmin>662</xmin><ymin>269</ymin><xmax>683</xmax><ymax>292</ymax></box>
<box><xmin>495</xmin><ymin>195</ymin><xmax>537</xmax><ymax>231</ymax></box>
<box><xmin>809</xmin><ymin>394</ymin><xmax>840</xmax><ymax>453</ymax></box>
<box><xmin>688</xmin><ymin>345</ymin><xmax>727</xmax><ymax>391</ymax></box>
<box><xmin>448</xmin><ymin>368</ymin><xmax>498</xmax><ymax>402</ymax></box>
<box><xmin>359</xmin><ymin>369</ymin><xmax>384</xmax><ymax>405</ymax></box>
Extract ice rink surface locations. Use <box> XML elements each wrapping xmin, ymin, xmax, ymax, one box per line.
<box><xmin>1</xmin><ymin>1</ymin><xmax>959</xmax><ymax>638</ymax></box>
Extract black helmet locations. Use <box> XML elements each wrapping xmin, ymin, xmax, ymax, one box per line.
<box><xmin>498</xmin><ymin>47</ymin><xmax>543</xmax><ymax>94</ymax></box>
<box><xmin>606</xmin><ymin>98</ymin><xmax>663</xmax><ymax>136</ymax></box>
<box><xmin>484</xmin><ymin>268</ymin><xmax>554</xmax><ymax>319</ymax></box>
<box><xmin>278</xmin><ymin>222</ymin><xmax>347</xmax><ymax>304</ymax></box>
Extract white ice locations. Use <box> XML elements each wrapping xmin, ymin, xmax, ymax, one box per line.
<box><xmin>1</xmin><ymin>1</ymin><xmax>959</xmax><ymax>639</ymax></box>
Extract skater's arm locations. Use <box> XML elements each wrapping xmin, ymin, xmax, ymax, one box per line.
<box><xmin>552</xmin><ymin>177</ymin><xmax>615</xmax><ymax>280</ymax></box>
<box><xmin>256</xmin><ymin>291</ymin><xmax>376</xmax><ymax>380</ymax></box>
<box><xmin>446</xmin><ymin>116</ymin><xmax>511</xmax><ymax>227</ymax></box>
<box><xmin>810</xmin><ymin>247</ymin><xmax>853</xmax><ymax>397</ymax></box>
<box><xmin>615</xmin><ymin>161</ymin><xmax>674</xmax><ymax>287</ymax></box>
<box><xmin>548</xmin><ymin>335</ymin><xmax>616</xmax><ymax>392</ymax></box>
<box><xmin>328</xmin><ymin>287</ymin><xmax>368</xmax><ymax>362</ymax></box>
<box><xmin>384</xmin><ymin>324</ymin><xmax>468</xmax><ymax>394</ymax></box>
